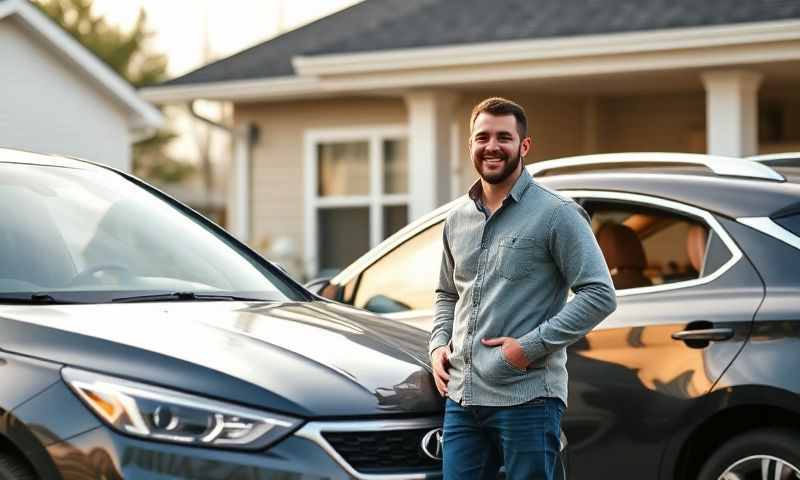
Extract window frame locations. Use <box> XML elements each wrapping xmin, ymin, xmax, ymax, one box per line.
<box><xmin>566</xmin><ymin>190</ymin><xmax>743</xmax><ymax>296</ymax></box>
<box><xmin>304</xmin><ymin>126</ymin><xmax>409</xmax><ymax>278</ymax></box>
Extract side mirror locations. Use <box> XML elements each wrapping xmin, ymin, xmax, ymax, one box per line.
<box><xmin>363</xmin><ymin>294</ymin><xmax>411</xmax><ymax>314</ymax></box>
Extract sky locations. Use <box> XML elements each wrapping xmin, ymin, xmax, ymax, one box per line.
<box><xmin>91</xmin><ymin>0</ymin><xmax>361</xmax><ymax>77</ymax></box>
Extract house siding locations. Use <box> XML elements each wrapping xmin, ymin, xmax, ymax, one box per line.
<box><xmin>0</xmin><ymin>18</ymin><xmax>132</xmax><ymax>171</ymax></box>
<box><xmin>599</xmin><ymin>92</ymin><xmax>707</xmax><ymax>154</ymax></box>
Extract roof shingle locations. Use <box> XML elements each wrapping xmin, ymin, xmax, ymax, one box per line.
<box><xmin>165</xmin><ymin>0</ymin><xmax>800</xmax><ymax>86</ymax></box>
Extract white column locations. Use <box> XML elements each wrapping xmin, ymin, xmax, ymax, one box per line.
<box><xmin>701</xmin><ymin>70</ymin><xmax>763</xmax><ymax>157</ymax></box>
<box><xmin>404</xmin><ymin>91</ymin><xmax>459</xmax><ymax>220</ymax></box>
<box><xmin>229</xmin><ymin>124</ymin><xmax>251</xmax><ymax>242</ymax></box>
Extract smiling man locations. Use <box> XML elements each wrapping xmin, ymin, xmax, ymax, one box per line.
<box><xmin>429</xmin><ymin>97</ymin><xmax>617</xmax><ymax>480</ymax></box>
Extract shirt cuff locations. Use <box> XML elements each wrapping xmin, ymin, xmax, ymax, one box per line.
<box><xmin>519</xmin><ymin>327</ymin><xmax>548</xmax><ymax>363</ymax></box>
<box><xmin>429</xmin><ymin>332</ymin><xmax>451</xmax><ymax>357</ymax></box>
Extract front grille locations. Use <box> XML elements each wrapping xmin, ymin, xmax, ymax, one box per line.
<box><xmin>323</xmin><ymin>428</ymin><xmax>441</xmax><ymax>472</ymax></box>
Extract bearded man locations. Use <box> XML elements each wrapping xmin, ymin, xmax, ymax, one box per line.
<box><xmin>429</xmin><ymin>97</ymin><xmax>617</xmax><ymax>480</ymax></box>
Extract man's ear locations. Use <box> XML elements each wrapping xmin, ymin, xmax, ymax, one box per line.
<box><xmin>520</xmin><ymin>137</ymin><xmax>533</xmax><ymax>158</ymax></box>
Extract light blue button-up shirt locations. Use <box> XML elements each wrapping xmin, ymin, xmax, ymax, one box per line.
<box><xmin>430</xmin><ymin>168</ymin><xmax>617</xmax><ymax>406</ymax></box>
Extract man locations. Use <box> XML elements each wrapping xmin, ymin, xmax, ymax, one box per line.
<box><xmin>429</xmin><ymin>97</ymin><xmax>617</xmax><ymax>480</ymax></box>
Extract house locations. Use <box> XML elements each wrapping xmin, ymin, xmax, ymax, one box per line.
<box><xmin>142</xmin><ymin>0</ymin><xmax>800</xmax><ymax>280</ymax></box>
<box><xmin>0</xmin><ymin>0</ymin><xmax>162</xmax><ymax>172</ymax></box>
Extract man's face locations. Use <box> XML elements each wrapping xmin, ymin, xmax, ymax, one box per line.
<box><xmin>469</xmin><ymin>112</ymin><xmax>531</xmax><ymax>185</ymax></box>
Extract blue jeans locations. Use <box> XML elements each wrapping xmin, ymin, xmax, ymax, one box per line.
<box><xmin>443</xmin><ymin>397</ymin><xmax>564</xmax><ymax>480</ymax></box>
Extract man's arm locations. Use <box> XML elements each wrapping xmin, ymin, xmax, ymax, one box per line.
<box><xmin>430</xmin><ymin>221</ymin><xmax>457</xmax><ymax>356</ymax></box>
<box><xmin>518</xmin><ymin>201</ymin><xmax>617</xmax><ymax>363</ymax></box>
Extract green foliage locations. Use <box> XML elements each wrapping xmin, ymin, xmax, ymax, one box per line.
<box><xmin>32</xmin><ymin>0</ymin><xmax>167</xmax><ymax>87</ymax></box>
<box><xmin>33</xmin><ymin>0</ymin><xmax>195</xmax><ymax>183</ymax></box>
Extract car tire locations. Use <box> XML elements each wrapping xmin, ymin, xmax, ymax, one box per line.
<box><xmin>0</xmin><ymin>453</ymin><xmax>36</xmax><ymax>480</ymax></box>
<box><xmin>698</xmin><ymin>428</ymin><xmax>800</xmax><ymax>480</ymax></box>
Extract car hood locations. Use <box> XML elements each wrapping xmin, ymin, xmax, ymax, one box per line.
<box><xmin>0</xmin><ymin>300</ymin><xmax>442</xmax><ymax>418</ymax></box>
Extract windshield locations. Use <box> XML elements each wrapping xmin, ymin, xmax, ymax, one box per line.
<box><xmin>0</xmin><ymin>163</ymin><xmax>304</xmax><ymax>303</ymax></box>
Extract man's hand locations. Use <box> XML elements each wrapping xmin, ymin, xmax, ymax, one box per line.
<box><xmin>431</xmin><ymin>345</ymin><xmax>450</xmax><ymax>396</ymax></box>
<box><xmin>481</xmin><ymin>337</ymin><xmax>529</xmax><ymax>370</ymax></box>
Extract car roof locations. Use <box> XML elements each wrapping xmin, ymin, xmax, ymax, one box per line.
<box><xmin>538</xmin><ymin>171</ymin><xmax>800</xmax><ymax>218</ymax></box>
<box><xmin>0</xmin><ymin>147</ymin><xmax>104</xmax><ymax>171</ymax></box>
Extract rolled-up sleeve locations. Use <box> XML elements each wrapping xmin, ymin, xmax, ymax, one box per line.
<box><xmin>518</xmin><ymin>202</ymin><xmax>617</xmax><ymax>362</ymax></box>
<box><xmin>430</xmin><ymin>221</ymin><xmax>457</xmax><ymax>356</ymax></box>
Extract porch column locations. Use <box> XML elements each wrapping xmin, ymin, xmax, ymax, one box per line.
<box><xmin>404</xmin><ymin>91</ymin><xmax>459</xmax><ymax>220</ymax></box>
<box><xmin>229</xmin><ymin>123</ymin><xmax>252</xmax><ymax>242</ymax></box>
<box><xmin>701</xmin><ymin>70</ymin><xmax>763</xmax><ymax>157</ymax></box>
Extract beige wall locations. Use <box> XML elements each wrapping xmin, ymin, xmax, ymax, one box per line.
<box><xmin>235</xmin><ymin>97</ymin><xmax>407</xmax><ymax>272</ymax></box>
<box><xmin>597</xmin><ymin>92</ymin><xmax>707</xmax><ymax>154</ymax></box>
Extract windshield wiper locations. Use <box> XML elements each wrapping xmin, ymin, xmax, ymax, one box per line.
<box><xmin>0</xmin><ymin>293</ymin><xmax>78</xmax><ymax>305</ymax></box>
<box><xmin>110</xmin><ymin>292</ymin><xmax>273</xmax><ymax>303</ymax></box>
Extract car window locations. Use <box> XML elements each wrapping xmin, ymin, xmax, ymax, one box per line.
<box><xmin>349</xmin><ymin>222</ymin><xmax>444</xmax><ymax>314</ymax></box>
<box><xmin>582</xmin><ymin>200</ymin><xmax>732</xmax><ymax>291</ymax></box>
<box><xmin>0</xmin><ymin>163</ymin><xmax>301</xmax><ymax>301</ymax></box>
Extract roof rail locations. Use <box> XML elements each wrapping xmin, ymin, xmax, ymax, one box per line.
<box><xmin>747</xmin><ymin>152</ymin><xmax>800</xmax><ymax>162</ymax></box>
<box><xmin>528</xmin><ymin>152</ymin><xmax>785</xmax><ymax>182</ymax></box>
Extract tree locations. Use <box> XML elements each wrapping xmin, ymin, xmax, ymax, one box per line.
<box><xmin>32</xmin><ymin>0</ymin><xmax>194</xmax><ymax>182</ymax></box>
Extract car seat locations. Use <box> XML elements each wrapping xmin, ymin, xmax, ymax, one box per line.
<box><xmin>595</xmin><ymin>222</ymin><xmax>652</xmax><ymax>290</ymax></box>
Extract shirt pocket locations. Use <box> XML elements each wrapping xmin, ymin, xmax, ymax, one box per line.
<box><xmin>496</xmin><ymin>235</ymin><xmax>548</xmax><ymax>281</ymax></box>
<box><xmin>482</xmin><ymin>345</ymin><xmax>526</xmax><ymax>382</ymax></box>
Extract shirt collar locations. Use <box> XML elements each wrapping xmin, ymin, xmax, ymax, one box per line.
<box><xmin>468</xmin><ymin>167</ymin><xmax>533</xmax><ymax>205</ymax></box>
<box><xmin>509</xmin><ymin>168</ymin><xmax>533</xmax><ymax>202</ymax></box>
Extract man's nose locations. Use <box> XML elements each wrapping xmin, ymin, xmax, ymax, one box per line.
<box><xmin>485</xmin><ymin>137</ymin><xmax>501</xmax><ymax>151</ymax></box>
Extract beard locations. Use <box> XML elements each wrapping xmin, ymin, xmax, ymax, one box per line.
<box><xmin>474</xmin><ymin>145</ymin><xmax>523</xmax><ymax>185</ymax></box>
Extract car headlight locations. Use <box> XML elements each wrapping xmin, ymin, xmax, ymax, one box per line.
<box><xmin>62</xmin><ymin>367</ymin><xmax>301</xmax><ymax>450</ymax></box>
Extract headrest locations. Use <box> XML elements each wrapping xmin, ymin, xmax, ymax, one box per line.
<box><xmin>595</xmin><ymin>222</ymin><xmax>647</xmax><ymax>270</ymax></box>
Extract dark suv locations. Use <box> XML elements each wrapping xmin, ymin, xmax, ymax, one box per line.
<box><xmin>0</xmin><ymin>148</ymin><xmax>445</xmax><ymax>480</ymax></box>
<box><xmin>312</xmin><ymin>153</ymin><xmax>800</xmax><ymax>480</ymax></box>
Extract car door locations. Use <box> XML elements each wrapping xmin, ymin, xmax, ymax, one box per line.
<box><xmin>561</xmin><ymin>191</ymin><xmax>763</xmax><ymax>479</ymax></box>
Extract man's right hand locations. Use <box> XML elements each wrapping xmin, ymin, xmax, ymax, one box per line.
<box><xmin>431</xmin><ymin>345</ymin><xmax>450</xmax><ymax>397</ymax></box>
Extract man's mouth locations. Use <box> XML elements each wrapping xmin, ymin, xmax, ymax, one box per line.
<box><xmin>482</xmin><ymin>156</ymin><xmax>506</xmax><ymax>167</ymax></box>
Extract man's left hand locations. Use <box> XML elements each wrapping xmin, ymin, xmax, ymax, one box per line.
<box><xmin>481</xmin><ymin>337</ymin><xmax>530</xmax><ymax>370</ymax></box>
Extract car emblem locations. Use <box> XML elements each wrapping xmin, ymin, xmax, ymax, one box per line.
<box><xmin>421</xmin><ymin>427</ymin><xmax>444</xmax><ymax>460</ymax></box>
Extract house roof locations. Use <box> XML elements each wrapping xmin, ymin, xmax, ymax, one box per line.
<box><xmin>165</xmin><ymin>0</ymin><xmax>800</xmax><ymax>86</ymax></box>
<box><xmin>0</xmin><ymin>0</ymin><xmax>162</xmax><ymax>132</ymax></box>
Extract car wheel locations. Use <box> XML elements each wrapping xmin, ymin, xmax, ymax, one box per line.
<box><xmin>0</xmin><ymin>453</ymin><xmax>36</xmax><ymax>480</ymax></box>
<box><xmin>698</xmin><ymin>429</ymin><xmax>800</xmax><ymax>480</ymax></box>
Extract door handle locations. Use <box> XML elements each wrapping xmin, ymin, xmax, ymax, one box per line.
<box><xmin>671</xmin><ymin>328</ymin><xmax>734</xmax><ymax>342</ymax></box>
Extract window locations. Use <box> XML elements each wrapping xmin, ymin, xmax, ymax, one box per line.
<box><xmin>306</xmin><ymin>128</ymin><xmax>409</xmax><ymax>278</ymax></box>
<box><xmin>345</xmin><ymin>222</ymin><xmax>444</xmax><ymax>314</ymax></box>
<box><xmin>582</xmin><ymin>200</ymin><xmax>733</xmax><ymax>291</ymax></box>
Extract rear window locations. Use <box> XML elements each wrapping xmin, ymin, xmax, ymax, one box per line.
<box><xmin>775</xmin><ymin>213</ymin><xmax>800</xmax><ymax>236</ymax></box>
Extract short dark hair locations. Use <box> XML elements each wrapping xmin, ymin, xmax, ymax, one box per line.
<box><xmin>469</xmin><ymin>97</ymin><xmax>528</xmax><ymax>139</ymax></box>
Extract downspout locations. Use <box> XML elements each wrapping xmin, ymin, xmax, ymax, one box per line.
<box><xmin>188</xmin><ymin>100</ymin><xmax>258</xmax><ymax>243</ymax></box>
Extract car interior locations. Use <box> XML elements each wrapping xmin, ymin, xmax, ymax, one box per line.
<box><xmin>584</xmin><ymin>201</ymin><xmax>727</xmax><ymax>291</ymax></box>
